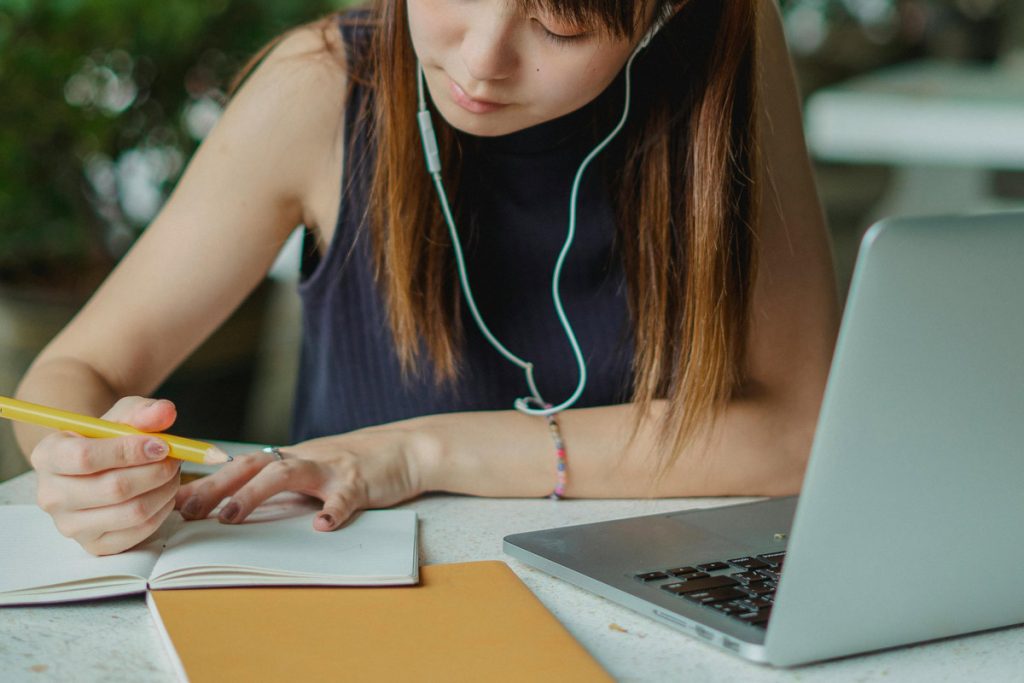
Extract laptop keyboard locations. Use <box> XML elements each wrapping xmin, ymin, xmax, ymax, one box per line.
<box><xmin>634</xmin><ymin>552</ymin><xmax>785</xmax><ymax>629</ymax></box>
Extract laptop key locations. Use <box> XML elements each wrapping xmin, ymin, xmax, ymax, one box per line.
<box><xmin>661</xmin><ymin>570</ymin><xmax>709</xmax><ymax>581</ymax></box>
<box><xmin>710</xmin><ymin>603</ymin><xmax>743</xmax><ymax>615</ymax></box>
<box><xmin>666</xmin><ymin>566</ymin><xmax>699</xmax><ymax>576</ymax></box>
<box><xmin>755</xmin><ymin>568</ymin><xmax>781</xmax><ymax>582</ymax></box>
<box><xmin>697</xmin><ymin>562</ymin><xmax>730</xmax><ymax>572</ymax></box>
<box><xmin>741</xmin><ymin>598</ymin><xmax>772</xmax><ymax>610</ymax></box>
<box><xmin>730</xmin><ymin>571</ymin><xmax>765</xmax><ymax>585</ymax></box>
<box><xmin>740</xmin><ymin>584</ymin><xmax>774</xmax><ymax>598</ymax></box>
<box><xmin>756</xmin><ymin>552</ymin><xmax>786</xmax><ymax>567</ymax></box>
<box><xmin>683</xmin><ymin>587</ymin><xmax>747</xmax><ymax>605</ymax></box>
<box><xmin>738</xmin><ymin>607</ymin><xmax>773</xmax><ymax>625</ymax></box>
<box><xmin>661</xmin><ymin>575</ymin><xmax>739</xmax><ymax>594</ymax></box>
<box><xmin>727</xmin><ymin>556</ymin><xmax>770</xmax><ymax>570</ymax></box>
<box><xmin>635</xmin><ymin>571</ymin><xmax>671</xmax><ymax>582</ymax></box>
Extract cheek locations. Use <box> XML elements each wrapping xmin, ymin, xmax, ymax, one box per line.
<box><xmin>528</xmin><ymin>49</ymin><xmax>626</xmax><ymax>116</ymax></box>
<box><xmin>406</xmin><ymin>0</ymin><xmax>455</xmax><ymax>60</ymax></box>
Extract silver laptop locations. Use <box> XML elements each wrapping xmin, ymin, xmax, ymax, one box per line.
<box><xmin>504</xmin><ymin>212</ymin><xmax>1024</xmax><ymax>666</ymax></box>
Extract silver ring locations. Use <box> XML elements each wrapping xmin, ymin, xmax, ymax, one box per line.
<box><xmin>262</xmin><ymin>446</ymin><xmax>285</xmax><ymax>461</ymax></box>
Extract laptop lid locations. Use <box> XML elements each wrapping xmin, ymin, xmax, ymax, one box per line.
<box><xmin>765</xmin><ymin>212</ymin><xmax>1024</xmax><ymax>665</ymax></box>
<box><xmin>504</xmin><ymin>212</ymin><xmax>1024</xmax><ymax>666</ymax></box>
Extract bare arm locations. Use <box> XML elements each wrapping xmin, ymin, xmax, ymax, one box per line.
<box><xmin>15</xmin><ymin>26</ymin><xmax>348</xmax><ymax>555</ymax></box>
<box><xmin>14</xmin><ymin>26</ymin><xmax>346</xmax><ymax>456</ymax></box>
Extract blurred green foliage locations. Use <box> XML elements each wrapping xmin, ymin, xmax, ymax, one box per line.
<box><xmin>1</xmin><ymin>0</ymin><xmax>1016</xmax><ymax>294</ymax></box>
<box><xmin>0</xmin><ymin>0</ymin><xmax>345</xmax><ymax>290</ymax></box>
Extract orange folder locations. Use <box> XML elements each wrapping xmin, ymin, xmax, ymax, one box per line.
<box><xmin>148</xmin><ymin>560</ymin><xmax>612</xmax><ymax>682</ymax></box>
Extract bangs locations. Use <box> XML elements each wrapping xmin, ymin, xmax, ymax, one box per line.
<box><xmin>510</xmin><ymin>0</ymin><xmax>657</xmax><ymax>38</ymax></box>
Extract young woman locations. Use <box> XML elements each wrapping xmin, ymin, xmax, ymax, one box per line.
<box><xmin>15</xmin><ymin>0</ymin><xmax>838</xmax><ymax>555</ymax></box>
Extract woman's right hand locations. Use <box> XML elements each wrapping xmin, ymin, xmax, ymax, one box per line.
<box><xmin>30</xmin><ymin>397</ymin><xmax>182</xmax><ymax>556</ymax></box>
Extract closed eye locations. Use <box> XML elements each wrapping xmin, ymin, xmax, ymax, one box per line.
<box><xmin>533</xmin><ymin>19</ymin><xmax>590</xmax><ymax>46</ymax></box>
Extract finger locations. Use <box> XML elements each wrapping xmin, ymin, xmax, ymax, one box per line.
<box><xmin>61</xmin><ymin>471</ymin><xmax>180</xmax><ymax>540</ymax></box>
<box><xmin>176</xmin><ymin>452</ymin><xmax>275</xmax><ymax>520</ymax></box>
<box><xmin>59</xmin><ymin>473</ymin><xmax>179</xmax><ymax>541</ymax></box>
<box><xmin>102</xmin><ymin>396</ymin><xmax>177</xmax><ymax>432</ymax></box>
<box><xmin>314</xmin><ymin>491</ymin><xmax>358</xmax><ymax>531</ymax></box>
<box><xmin>82</xmin><ymin>495</ymin><xmax>177</xmax><ymax>557</ymax></box>
<box><xmin>29</xmin><ymin>431</ymin><xmax>70</xmax><ymax>472</ymax></box>
<box><xmin>41</xmin><ymin>458</ymin><xmax>179</xmax><ymax>512</ymax></box>
<box><xmin>40</xmin><ymin>432</ymin><xmax>171</xmax><ymax>476</ymax></box>
<box><xmin>218</xmin><ymin>457</ymin><xmax>324</xmax><ymax>524</ymax></box>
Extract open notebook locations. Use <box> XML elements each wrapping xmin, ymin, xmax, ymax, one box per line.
<box><xmin>0</xmin><ymin>498</ymin><xmax>418</xmax><ymax>606</ymax></box>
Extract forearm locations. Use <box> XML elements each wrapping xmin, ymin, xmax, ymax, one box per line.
<box><xmin>13</xmin><ymin>357</ymin><xmax>122</xmax><ymax>460</ymax></box>
<box><xmin>410</xmin><ymin>393</ymin><xmax>817</xmax><ymax>499</ymax></box>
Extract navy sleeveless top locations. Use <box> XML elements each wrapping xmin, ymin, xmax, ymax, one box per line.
<box><xmin>291</xmin><ymin>16</ymin><xmax>638</xmax><ymax>441</ymax></box>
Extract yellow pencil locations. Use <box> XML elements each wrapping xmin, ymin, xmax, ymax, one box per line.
<box><xmin>0</xmin><ymin>395</ymin><xmax>231</xmax><ymax>465</ymax></box>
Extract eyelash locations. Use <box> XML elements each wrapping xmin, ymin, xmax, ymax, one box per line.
<box><xmin>533</xmin><ymin>19</ymin><xmax>588</xmax><ymax>46</ymax></box>
<box><xmin>541</xmin><ymin>27</ymin><xmax>586</xmax><ymax>46</ymax></box>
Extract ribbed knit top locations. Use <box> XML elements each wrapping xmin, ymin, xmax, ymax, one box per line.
<box><xmin>290</xmin><ymin>15</ymin><xmax>639</xmax><ymax>441</ymax></box>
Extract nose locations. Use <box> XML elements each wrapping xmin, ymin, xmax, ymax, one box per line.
<box><xmin>460</xmin><ymin>18</ymin><xmax>518</xmax><ymax>84</ymax></box>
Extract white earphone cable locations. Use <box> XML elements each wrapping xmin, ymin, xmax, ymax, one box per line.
<box><xmin>415</xmin><ymin>10</ymin><xmax>666</xmax><ymax>417</ymax></box>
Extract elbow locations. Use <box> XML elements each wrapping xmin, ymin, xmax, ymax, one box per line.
<box><xmin>767</xmin><ymin>440</ymin><xmax>812</xmax><ymax>497</ymax></box>
<box><xmin>762</xmin><ymin>397</ymin><xmax>819</xmax><ymax>497</ymax></box>
<box><xmin>727</xmin><ymin>385</ymin><xmax>819</xmax><ymax>497</ymax></box>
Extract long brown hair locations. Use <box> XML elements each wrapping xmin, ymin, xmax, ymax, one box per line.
<box><xmin>242</xmin><ymin>0</ymin><xmax>760</xmax><ymax>466</ymax></box>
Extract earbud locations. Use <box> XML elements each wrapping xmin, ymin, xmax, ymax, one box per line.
<box><xmin>633</xmin><ymin>3</ymin><xmax>674</xmax><ymax>55</ymax></box>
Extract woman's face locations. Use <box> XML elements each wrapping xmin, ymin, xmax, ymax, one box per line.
<box><xmin>407</xmin><ymin>0</ymin><xmax>645</xmax><ymax>137</ymax></box>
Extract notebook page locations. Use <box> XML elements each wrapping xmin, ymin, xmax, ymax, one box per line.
<box><xmin>0</xmin><ymin>505</ymin><xmax>165</xmax><ymax>605</ymax></box>
<box><xmin>149</xmin><ymin>508</ymin><xmax>417</xmax><ymax>588</ymax></box>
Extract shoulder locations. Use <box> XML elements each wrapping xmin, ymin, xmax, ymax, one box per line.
<box><xmin>252</xmin><ymin>17</ymin><xmax>350</xmax><ymax>89</ymax></box>
<box><xmin>204</xmin><ymin>19</ymin><xmax>351</xmax><ymax>210</ymax></box>
<box><xmin>226</xmin><ymin>19</ymin><xmax>350</xmax><ymax>130</ymax></box>
<box><xmin>226</xmin><ymin>19</ymin><xmax>350</xmax><ymax>141</ymax></box>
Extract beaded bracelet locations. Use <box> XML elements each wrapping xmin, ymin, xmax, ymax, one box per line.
<box><xmin>523</xmin><ymin>398</ymin><xmax>568</xmax><ymax>499</ymax></box>
<box><xmin>542</xmin><ymin>408</ymin><xmax>568</xmax><ymax>500</ymax></box>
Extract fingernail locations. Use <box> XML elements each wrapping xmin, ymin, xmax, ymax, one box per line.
<box><xmin>146</xmin><ymin>439</ymin><xmax>168</xmax><ymax>460</ymax></box>
<box><xmin>219</xmin><ymin>501</ymin><xmax>240</xmax><ymax>523</ymax></box>
<box><xmin>318</xmin><ymin>513</ymin><xmax>335</xmax><ymax>528</ymax></box>
<box><xmin>181</xmin><ymin>496</ymin><xmax>202</xmax><ymax>519</ymax></box>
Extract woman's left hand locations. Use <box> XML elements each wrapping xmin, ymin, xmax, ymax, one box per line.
<box><xmin>174</xmin><ymin>426</ymin><xmax>433</xmax><ymax>530</ymax></box>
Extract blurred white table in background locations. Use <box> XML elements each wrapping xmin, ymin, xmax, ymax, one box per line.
<box><xmin>805</xmin><ymin>58</ymin><xmax>1024</xmax><ymax>218</ymax></box>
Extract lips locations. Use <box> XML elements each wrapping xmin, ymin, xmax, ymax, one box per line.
<box><xmin>448</xmin><ymin>78</ymin><xmax>508</xmax><ymax>114</ymax></box>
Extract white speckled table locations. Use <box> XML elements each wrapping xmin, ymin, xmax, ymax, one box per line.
<box><xmin>1</xmin><ymin>470</ymin><xmax>1021</xmax><ymax>682</ymax></box>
